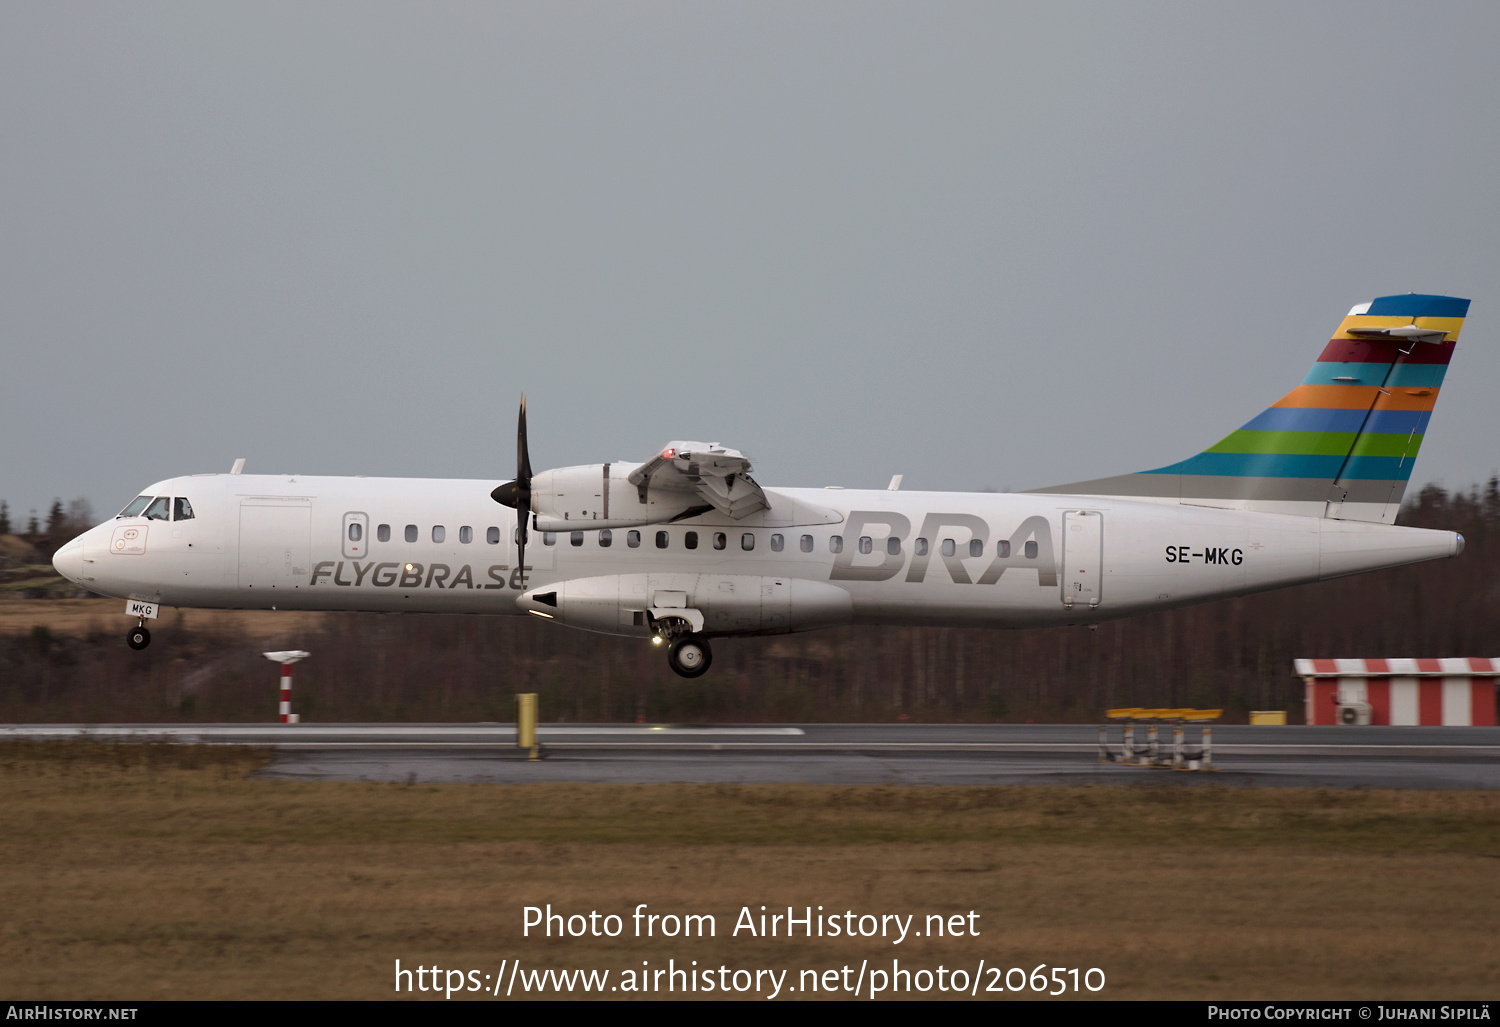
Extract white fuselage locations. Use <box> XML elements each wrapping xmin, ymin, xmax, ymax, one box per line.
<box><xmin>52</xmin><ymin>472</ymin><xmax>1461</xmax><ymax>636</ymax></box>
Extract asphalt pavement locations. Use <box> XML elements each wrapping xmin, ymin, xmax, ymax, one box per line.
<box><xmin>3</xmin><ymin>723</ymin><xmax>1497</xmax><ymax>788</ymax></box>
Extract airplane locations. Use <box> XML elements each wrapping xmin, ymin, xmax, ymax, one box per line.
<box><xmin>52</xmin><ymin>292</ymin><xmax>1470</xmax><ymax>678</ymax></box>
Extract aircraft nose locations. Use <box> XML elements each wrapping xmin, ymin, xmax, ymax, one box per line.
<box><xmin>52</xmin><ymin>536</ymin><xmax>84</xmax><ymax>583</ymax></box>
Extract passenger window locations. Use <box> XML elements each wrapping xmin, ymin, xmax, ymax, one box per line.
<box><xmin>713</xmin><ymin>532</ymin><xmax>727</xmax><ymax>550</ymax></box>
<box><xmin>599</xmin><ymin>529</ymin><xmax>612</xmax><ymax>547</ymax></box>
<box><xmin>685</xmin><ymin>531</ymin><xmax>699</xmax><ymax>550</ymax></box>
<box><xmin>348</xmin><ymin>523</ymin><xmax>363</xmax><ymax>542</ymax></box>
<box><xmin>119</xmin><ymin>496</ymin><xmax>153</xmax><ymax>518</ymax></box>
<box><xmin>487</xmin><ymin>526</ymin><xmax>500</xmax><ymax>545</ymax></box>
<box><xmin>771</xmin><ymin>534</ymin><xmax>784</xmax><ymax>552</ymax></box>
<box><xmin>829</xmin><ymin>535</ymin><xmax>843</xmax><ymax>554</ymax></box>
<box><xmin>570</xmin><ymin>531</ymin><xmax>584</xmax><ymax>547</ymax></box>
<box><xmin>378</xmin><ymin>524</ymin><xmax>391</xmax><ymax>542</ymax></box>
<box><xmin>997</xmin><ymin>539</ymin><xmax>1011</xmax><ymax>558</ymax></box>
<box><xmin>627</xmin><ymin>530</ymin><xmax>641</xmax><ymax>548</ymax></box>
<box><xmin>543</xmin><ymin>532</ymin><xmax>557</xmax><ymax>546</ymax></box>
<box><xmin>941</xmin><ymin>538</ymin><xmax>956</xmax><ymax>557</ymax></box>
<box><xmin>655</xmin><ymin>531</ymin><xmax>669</xmax><ymax>549</ymax></box>
<box><xmin>432</xmin><ymin>525</ymin><xmax>446</xmax><ymax>543</ymax></box>
<box><xmin>969</xmin><ymin>538</ymin><xmax>984</xmax><ymax>558</ymax></box>
<box><xmin>742</xmin><ymin>533</ymin><xmax>755</xmax><ymax>551</ymax></box>
<box><xmin>173</xmin><ymin>498</ymin><xmax>195</xmax><ymax>521</ymax></box>
<box><xmin>858</xmin><ymin>536</ymin><xmax>873</xmax><ymax>555</ymax></box>
<box><xmin>459</xmin><ymin>526</ymin><xmax>473</xmax><ymax>544</ymax></box>
<box><xmin>1024</xmin><ymin>540</ymin><xmax>1038</xmax><ymax>559</ymax></box>
<box><xmin>915</xmin><ymin>537</ymin><xmax>929</xmax><ymax>556</ymax></box>
<box><xmin>405</xmin><ymin>524</ymin><xmax>418</xmax><ymax>543</ymax></box>
<box><xmin>887</xmin><ymin>537</ymin><xmax>900</xmax><ymax>555</ymax></box>
<box><xmin>800</xmin><ymin>535</ymin><xmax>813</xmax><ymax>553</ymax></box>
<box><xmin>144</xmin><ymin>497</ymin><xmax>171</xmax><ymax>521</ymax></box>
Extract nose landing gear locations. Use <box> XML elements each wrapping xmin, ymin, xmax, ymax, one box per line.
<box><xmin>127</xmin><ymin>620</ymin><xmax>151</xmax><ymax>650</ymax></box>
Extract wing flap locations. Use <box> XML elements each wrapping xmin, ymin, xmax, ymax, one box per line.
<box><xmin>627</xmin><ymin>442</ymin><xmax>771</xmax><ymax>519</ymax></box>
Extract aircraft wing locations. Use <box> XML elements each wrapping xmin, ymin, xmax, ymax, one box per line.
<box><xmin>627</xmin><ymin>442</ymin><xmax>770</xmax><ymax>519</ymax></box>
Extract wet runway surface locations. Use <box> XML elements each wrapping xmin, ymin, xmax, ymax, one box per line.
<box><xmin>5</xmin><ymin>723</ymin><xmax>1499</xmax><ymax>788</ymax></box>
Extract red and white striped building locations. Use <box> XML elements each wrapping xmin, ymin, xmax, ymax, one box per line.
<box><xmin>1295</xmin><ymin>658</ymin><xmax>1499</xmax><ymax>726</ymax></box>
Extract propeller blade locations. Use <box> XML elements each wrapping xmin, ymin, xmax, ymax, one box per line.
<box><xmin>516</xmin><ymin>396</ymin><xmax>530</xmax><ymax>579</ymax></box>
<box><xmin>489</xmin><ymin>396</ymin><xmax>533</xmax><ymax>587</ymax></box>
<box><xmin>517</xmin><ymin>395</ymin><xmax>533</xmax><ymax>484</ymax></box>
<box><xmin>515</xmin><ymin>495</ymin><xmax>528</xmax><ymax>588</ymax></box>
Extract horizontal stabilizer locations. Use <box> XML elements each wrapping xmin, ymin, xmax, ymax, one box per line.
<box><xmin>1345</xmin><ymin>325</ymin><xmax>1448</xmax><ymax>342</ymax></box>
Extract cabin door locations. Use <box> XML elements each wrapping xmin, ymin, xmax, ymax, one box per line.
<box><xmin>1062</xmin><ymin>510</ymin><xmax>1103</xmax><ymax>609</ymax></box>
<box><xmin>239</xmin><ymin>500</ymin><xmax>312</xmax><ymax>591</ymax></box>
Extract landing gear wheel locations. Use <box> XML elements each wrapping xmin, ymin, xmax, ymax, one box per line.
<box><xmin>667</xmin><ymin>635</ymin><xmax>711</xmax><ymax>678</ymax></box>
<box><xmin>127</xmin><ymin>626</ymin><xmax>151</xmax><ymax>651</ymax></box>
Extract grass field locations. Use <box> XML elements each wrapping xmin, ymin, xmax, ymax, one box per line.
<box><xmin>1</xmin><ymin>741</ymin><xmax>1497</xmax><ymax>1000</ymax></box>
<box><xmin>0</xmin><ymin>595</ymin><xmax>327</xmax><ymax>640</ymax></box>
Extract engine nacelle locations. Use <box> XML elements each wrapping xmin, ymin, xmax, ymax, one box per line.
<box><xmin>530</xmin><ymin>463</ymin><xmax>700</xmax><ymax>531</ymax></box>
<box><xmin>518</xmin><ymin>573</ymin><xmax>852</xmax><ymax>637</ymax></box>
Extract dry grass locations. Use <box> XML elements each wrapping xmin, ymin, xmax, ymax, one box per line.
<box><xmin>1</xmin><ymin>741</ymin><xmax>1497</xmax><ymax>999</ymax></box>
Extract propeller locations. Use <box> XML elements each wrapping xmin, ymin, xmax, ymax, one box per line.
<box><xmin>491</xmin><ymin>396</ymin><xmax>533</xmax><ymax>584</ymax></box>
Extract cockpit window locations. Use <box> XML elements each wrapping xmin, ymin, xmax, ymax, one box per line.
<box><xmin>119</xmin><ymin>496</ymin><xmax>153</xmax><ymax>518</ymax></box>
<box><xmin>173</xmin><ymin>498</ymin><xmax>195</xmax><ymax>521</ymax></box>
<box><xmin>143</xmin><ymin>497</ymin><xmax>171</xmax><ymax>521</ymax></box>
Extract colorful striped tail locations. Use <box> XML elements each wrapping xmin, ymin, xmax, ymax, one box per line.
<box><xmin>1034</xmin><ymin>294</ymin><xmax>1470</xmax><ymax>523</ymax></box>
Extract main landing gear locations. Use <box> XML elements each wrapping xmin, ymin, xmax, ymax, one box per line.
<box><xmin>666</xmin><ymin>635</ymin><xmax>712</xmax><ymax>678</ymax></box>
<box><xmin>127</xmin><ymin>620</ymin><xmax>151</xmax><ymax>650</ymax></box>
<box><xmin>649</xmin><ymin>612</ymin><xmax>712</xmax><ymax>678</ymax></box>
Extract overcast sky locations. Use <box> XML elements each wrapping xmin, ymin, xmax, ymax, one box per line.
<box><xmin>3</xmin><ymin>2</ymin><xmax>1497</xmax><ymax>522</ymax></box>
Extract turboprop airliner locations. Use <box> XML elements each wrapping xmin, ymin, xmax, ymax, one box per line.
<box><xmin>52</xmin><ymin>293</ymin><xmax>1470</xmax><ymax>677</ymax></box>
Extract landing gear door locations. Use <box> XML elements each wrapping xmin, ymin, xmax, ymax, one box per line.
<box><xmin>1062</xmin><ymin>510</ymin><xmax>1103</xmax><ymax>609</ymax></box>
<box><xmin>342</xmin><ymin>512</ymin><xmax>369</xmax><ymax>559</ymax></box>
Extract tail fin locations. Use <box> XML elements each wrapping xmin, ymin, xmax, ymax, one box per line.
<box><xmin>1034</xmin><ymin>293</ymin><xmax>1470</xmax><ymax>523</ymax></box>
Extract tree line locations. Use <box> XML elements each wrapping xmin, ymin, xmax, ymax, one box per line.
<box><xmin>1</xmin><ymin>482</ymin><xmax>1497</xmax><ymax>723</ymax></box>
<box><xmin>0</xmin><ymin>498</ymin><xmax>96</xmax><ymax>551</ymax></box>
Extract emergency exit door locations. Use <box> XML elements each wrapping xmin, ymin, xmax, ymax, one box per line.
<box><xmin>1062</xmin><ymin>511</ymin><xmax>1103</xmax><ymax>609</ymax></box>
<box><xmin>342</xmin><ymin>512</ymin><xmax>369</xmax><ymax>559</ymax></box>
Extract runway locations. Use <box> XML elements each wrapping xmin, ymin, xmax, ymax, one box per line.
<box><xmin>4</xmin><ymin>723</ymin><xmax>1499</xmax><ymax>788</ymax></box>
